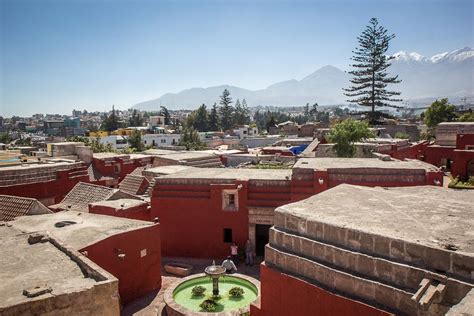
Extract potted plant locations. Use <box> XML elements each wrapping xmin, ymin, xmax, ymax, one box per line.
<box><xmin>199</xmin><ymin>299</ymin><xmax>218</xmax><ymax>312</ymax></box>
<box><xmin>191</xmin><ymin>286</ymin><xmax>206</xmax><ymax>297</ymax></box>
<box><xmin>228</xmin><ymin>286</ymin><xmax>244</xmax><ymax>298</ymax></box>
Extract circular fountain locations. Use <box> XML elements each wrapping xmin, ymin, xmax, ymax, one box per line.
<box><xmin>204</xmin><ymin>260</ymin><xmax>227</xmax><ymax>297</ymax></box>
<box><xmin>164</xmin><ymin>261</ymin><xmax>260</xmax><ymax>315</ymax></box>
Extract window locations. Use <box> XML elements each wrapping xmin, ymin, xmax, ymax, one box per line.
<box><xmin>228</xmin><ymin>194</ymin><xmax>235</xmax><ymax>207</ymax></box>
<box><xmin>223</xmin><ymin>228</ymin><xmax>233</xmax><ymax>243</ymax></box>
<box><xmin>222</xmin><ymin>189</ymin><xmax>239</xmax><ymax>211</ymax></box>
<box><xmin>243</xmin><ymin>130</ymin><xmax>247</xmax><ymax>134</ymax></box>
<box><xmin>161</xmin><ymin>139</ymin><xmax>166</xmax><ymax>143</ymax></box>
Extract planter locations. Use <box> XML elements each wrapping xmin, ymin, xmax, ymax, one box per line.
<box><xmin>164</xmin><ymin>262</ymin><xmax>193</xmax><ymax>277</ymax></box>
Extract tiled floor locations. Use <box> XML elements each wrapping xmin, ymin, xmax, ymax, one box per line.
<box><xmin>122</xmin><ymin>256</ymin><xmax>262</xmax><ymax>316</ymax></box>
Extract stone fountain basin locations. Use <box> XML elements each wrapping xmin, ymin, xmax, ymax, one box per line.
<box><xmin>164</xmin><ymin>273</ymin><xmax>260</xmax><ymax>316</ymax></box>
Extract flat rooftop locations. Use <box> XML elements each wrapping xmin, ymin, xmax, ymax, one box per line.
<box><xmin>0</xmin><ymin>161</ymin><xmax>79</xmax><ymax>172</ymax></box>
<box><xmin>157</xmin><ymin>151</ymin><xmax>217</xmax><ymax>161</ymax></box>
<box><xmin>92</xmin><ymin>152</ymin><xmax>129</xmax><ymax>160</ymax></box>
<box><xmin>9</xmin><ymin>211</ymin><xmax>154</xmax><ymax>249</ymax></box>
<box><xmin>0</xmin><ymin>226</ymin><xmax>99</xmax><ymax>309</ymax></box>
<box><xmin>278</xmin><ymin>184</ymin><xmax>474</xmax><ymax>253</ymax></box>
<box><xmin>89</xmin><ymin>198</ymin><xmax>147</xmax><ymax>209</ymax></box>
<box><xmin>294</xmin><ymin>158</ymin><xmax>439</xmax><ymax>171</ymax></box>
<box><xmin>143</xmin><ymin>165</ymin><xmax>194</xmax><ymax>175</ymax></box>
<box><xmin>159</xmin><ymin>168</ymin><xmax>292</xmax><ymax>181</ymax></box>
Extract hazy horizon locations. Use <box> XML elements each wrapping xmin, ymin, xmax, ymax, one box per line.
<box><xmin>1</xmin><ymin>0</ymin><xmax>473</xmax><ymax>116</ymax></box>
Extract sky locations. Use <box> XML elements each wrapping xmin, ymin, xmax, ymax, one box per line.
<box><xmin>1</xmin><ymin>0</ymin><xmax>473</xmax><ymax>116</ymax></box>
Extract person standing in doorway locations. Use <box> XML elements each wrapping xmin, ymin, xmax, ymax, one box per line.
<box><xmin>245</xmin><ymin>239</ymin><xmax>254</xmax><ymax>266</ymax></box>
<box><xmin>230</xmin><ymin>242</ymin><xmax>239</xmax><ymax>265</ymax></box>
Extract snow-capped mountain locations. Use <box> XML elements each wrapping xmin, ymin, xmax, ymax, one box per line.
<box><xmin>134</xmin><ymin>47</ymin><xmax>473</xmax><ymax>110</ymax></box>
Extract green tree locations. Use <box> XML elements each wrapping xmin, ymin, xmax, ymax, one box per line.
<box><xmin>304</xmin><ymin>103</ymin><xmax>310</xmax><ymax>120</ymax></box>
<box><xmin>208</xmin><ymin>103</ymin><xmax>219</xmax><ymax>131</ymax></box>
<box><xmin>128</xmin><ymin>130</ymin><xmax>145</xmax><ymax>151</ymax></box>
<box><xmin>266</xmin><ymin>115</ymin><xmax>277</xmax><ymax>132</ymax></box>
<box><xmin>344</xmin><ymin>18</ymin><xmax>402</xmax><ymax>125</ymax></box>
<box><xmin>234</xmin><ymin>98</ymin><xmax>250</xmax><ymax>125</ymax></box>
<box><xmin>160</xmin><ymin>106</ymin><xmax>171</xmax><ymax>125</ymax></box>
<box><xmin>129</xmin><ymin>109</ymin><xmax>143</xmax><ymax>127</ymax></box>
<box><xmin>219</xmin><ymin>89</ymin><xmax>234</xmax><ymax>131</ymax></box>
<box><xmin>458</xmin><ymin>111</ymin><xmax>474</xmax><ymax>122</ymax></box>
<box><xmin>327</xmin><ymin>119</ymin><xmax>374</xmax><ymax>157</ymax></box>
<box><xmin>194</xmin><ymin>104</ymin><xmax>209</xmax><ymax>132</ymax></box>
<box><xmin>310</xmin><ymin>103</ymin><xmax>318</xmax><ymax>120</ymax></box>
<box><xmin>101</xmin><ymin>105</ymin><xmax>119</xmax><ymax>131</ymax></box>
<box><xmin>179</xmin><ymin>127</ymin><xmax>206</xmax><ymax>150</ymax></box>
<box><xmin>424</xmin><ymin>98</ymin><xmax>456</xmax><ymax>128</ymax></box>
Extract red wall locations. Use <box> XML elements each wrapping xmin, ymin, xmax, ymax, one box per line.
<box><xmin>251</xmin><ymin>263</ymin><xmax>392</xmax><ymax>316</ymax></box>
<box><xmin>89</xmin><ymin>203</ymin><xmax>152</xmax><ymax>221</ymax></box>
<box><xmin>0</xmin><ymin>166</ymin><xmax>90</xmax><ymax>204</ymax></box>
<box><xmin>456</xmin><ymin>133</ymin><xmax>474</xmax><ymax>150</ymax></box>
<box><xmin>152</xmin><ymin>182</ymin><xmax>250</xmax><ymax>258</ymax></box>
<box><xmin>81</xmin><ymin>224</ymin><xmax>161</xmax><ymax>304</ymax></box>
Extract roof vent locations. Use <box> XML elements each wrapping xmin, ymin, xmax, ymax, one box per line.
<box><xmin>54</xmin><ymin>221</ymin><xmax>77</xmax><ymax>228</ymax></box>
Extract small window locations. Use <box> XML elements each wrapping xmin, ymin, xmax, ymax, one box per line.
<box><xmin>223</xmin><ymin>228</ymin><xmax>233</xmax><ymax>243</ymax></box>
<box><xmin>161</xmin><ymin>139</ymin><xmax>166</xmax><ymax>143</ymax></box>
<box><xmin>228</xmin><ymin>194</ymin><xmax>235</xmax><ymax>207</ymax></box>
<box><xmin>222</xmin><ymin>190</ymin><xmax>238</xmax><ymax>211</ymax></box>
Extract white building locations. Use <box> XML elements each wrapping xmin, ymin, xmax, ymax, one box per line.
<box><xmin>143</xmin><ymin>134</ymin><xmax>181</xmax><ymax>147</ymax></box>
<box><xmin>93</xmin><ymin>135</ymin><xmax>129</xmax><ymax>150</ymax></box>
<box><xmin>148</xmin><ymin>116</ymin><xmax>166</xmax><ymax>128</ymax></box>
<box><xmin>233</xmin><ymin>125</ymin><xmax>258</xmax><ymax>139</ymax></box>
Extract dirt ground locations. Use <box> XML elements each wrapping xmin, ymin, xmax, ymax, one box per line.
<box><xmin>122</xmin><ymin>256</ymin><xmax>262</xmax><ymax>316</ymax></box>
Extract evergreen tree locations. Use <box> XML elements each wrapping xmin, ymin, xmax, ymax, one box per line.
<box><xmin>266</xmin><ymin>115</ymin><xmax>277</xmax><ymax>132</ymax></box>
<box><xmin>208</xmin><ymin>103</ymin><xmax>219</xmax><ymax>131</ymax></box>
<box><xmin>310</xmin><ymin>102</ymin><xmax>318</xmax><ymax>120</ymax></box>
<box><xmin>344</xmin><ymin>18</ymin><xmax>401</xmax><ymax>125</ymax></box>
<box><xmin>101</xmin><ymin>105</ymin><xmax>119</xmax><ymax>131</ymax></box>
<box><xmin>218</xmin><ymin>89</ymin><xmax>234</xmax><ymax>131</ymax></box>
<box><xmin>129</xmin><ymin>109</ymin><xmax>143</xmax><ymax>127</ymax></box>
<box><xmin>304</xmin><ymin>103</ymin><xmax>310</xmax><ymax>121</ymax></box>
<box><xmin>234</xmin><ymin>98</ymin><xmax>250</xmax><ymax>125</ymax></box>
<box><xmin>160</xmin><ymin>106</ymin><xmax>171</xmax><ymax>125</ymax></box>
<box><xmin>179</xmin><ymin>127</ymin><xmax>206</xmax><ymax>150</ymax></box>
<box><xmin>194</xmin><ymin>104</ymin><xmax>209</xmax><ymax>132</ymax></box>
<box><xmin>128</xmin><ymin>129</ymin><xmax>145</xmax><ymax>151</ymax></box>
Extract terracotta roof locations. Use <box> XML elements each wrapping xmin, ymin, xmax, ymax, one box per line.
<box><xmin>0</xmin><ymin>195</ymin><xmax>52</xmax><ymax>221</ymax></box>
<box><xmin>50</xmin><ymin>182</ymin><xmax>116</xmax><ymax>212</ymax></box>
<box><xmin>119</xmin><ymin>175</ymin><xmax>150</xmax><ymax>195</ymax></box>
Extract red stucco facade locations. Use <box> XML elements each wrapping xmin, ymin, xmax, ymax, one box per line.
<box><xmin>81</xmin><ymin>224</ymin><xmax>161</xmax><ymax>304</ymax></box>
<box><xmin>251</xmin><ymin>263</ymin><xmax>392</xmax><ymax>316</ymax></box>
<box><xmin>0</xmin><ymin>165</ymin><xmax>90</xmax><ymax>205</ymax></box>
<box><xmin>89</xmin><ymin>202</ymin><xmax>151</xmax><ymax>221</ymax></box>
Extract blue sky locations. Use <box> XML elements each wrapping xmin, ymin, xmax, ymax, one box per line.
<box><xmin>1</xmin><ymin>0</ymin><xmax>473</xmax><ymax>116</ymax></box>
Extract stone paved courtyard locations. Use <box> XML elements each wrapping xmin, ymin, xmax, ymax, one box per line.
<box><xmin>122</xmin><ymin>256</ymin><xmax>262</xmax><ymax>316</ymax></box>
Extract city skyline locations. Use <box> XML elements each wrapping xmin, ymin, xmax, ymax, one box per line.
<box><xmin>1</xmin><ymin>0</ymin><xmax>473</xmax><ymax>116</ymax></box>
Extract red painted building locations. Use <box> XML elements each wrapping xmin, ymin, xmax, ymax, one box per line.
<box><xmin>89</xmin><ymin>198</ymin><xmax>151</xmax><ymax>221</ymax></box>
<box><xmin>90</xmin><ymin>153</ymin><xmax>154</xmax><ymax>187</ymax></box>
<box><xmin>252</xmin><ymin>185</ymin><xmax>474</xmax><ymax>316</ymax></box>
<box><xmin>10</xmin><ymin>211</ymin><xmax>161</xmax><ymax>304</ymax></box>
<box><xmin>0</xmin><ymin>161</ymin><xmax>90</xmax><ymax>205</ymax></box>
<box><xmin>152</xmin><ymin>159</ymin><xmax>442</xmax><ymax>259</ymax></box>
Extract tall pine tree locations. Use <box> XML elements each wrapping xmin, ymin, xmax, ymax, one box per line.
<box><xmin>209</xmin><ymin>103</ymin><xmax>219</xmax><ymax>131</ymax></box>
<box><xmin>344</xmin><ymin>18</ymin><xmax>401</xmax><ymax>125</ymax></box>
<box><xmin>219</xmin><ymin>89</ymin><xmax>234</xmax><ymax>131</ymax></box>
<box><xmin>194</xmin><ymin>104</ymin><xmax>209</xmax><ymax>132</ymax></box>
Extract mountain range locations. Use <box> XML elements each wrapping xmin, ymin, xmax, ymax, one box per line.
<box><xmin>134</xmin><ymin>47</ymin><xmax>474</xmax><ymax>110</ymax></box>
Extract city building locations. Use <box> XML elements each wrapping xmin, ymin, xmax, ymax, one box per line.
<box><xmin>0</xmin><ymin>225</ymin><xmax>120</xmax><ymax>315</ymax></box>
<box><xmin>252</xmin><ymin>185</ymin><xmax>474</xmax><ymax>315</ymax></box>
<box><xmin>9</xmin><ymin>211</ymin><xmax>161</xmax><ymax>304</ymax></box>
<box><xmin>151</xmin><ymin>158</ymin><xmax>442</xmax><ymax>259</ymax></box>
